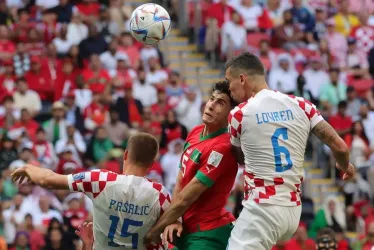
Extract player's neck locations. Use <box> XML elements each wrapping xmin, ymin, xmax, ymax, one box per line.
<box><xmin>123</xmin><ymin>164</ymin><xmax>148</xmax><ymax>177</ymax></box>
<box><xmin>203</xmin><ymin>124</ymin><xmax>227</xmax><ymax>137</ymax></box>
<box><xmin>252</xmin><ymin>82</ymin><xmax>270</xmax><ymax>95</ymax></box>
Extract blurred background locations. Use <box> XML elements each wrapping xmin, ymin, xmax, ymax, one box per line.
<box><xmin>0</xmin><ymin>0</ymin><xmax>373</xmax><ymax>249</ymax></box>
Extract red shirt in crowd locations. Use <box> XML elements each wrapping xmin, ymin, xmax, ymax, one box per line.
<box><xmin>75</xmin><ymin>2</ymin><xmax>100</xmax><ymax>17</ymax></box>
<box><xmin>64</xmin><ymin>208</ymin><xmax>88</xmax><ymax>229</ymax></box>
<box><xmin>54</xmin><ymin>70</ymin><xmax>79</xmax><ymax>101</ymax></box>
<box><xmin>207</xmin><ymin>2</ymin><xmax>235</xmax><ymax>28</ymax></box>
<box><xmin>24</xmin><ymin>70</ymin><xmax>54</xmax><ymax>101</ymax></box>
<box><xmin>0</xmin><ymin>39</ymin><xmax>16</xmax><ymax>54</ymax></box>
<box><xmin>83</xmin><ymin>102</ymin><xmax>109</xmax><ymax>126</ymax></box>
<box><xmin>10</xmin><ymin>119</ymin><xmax>40</xmax><ymax>141</ymax></box>
<box><xmin>82</xmin><ymin>68</ymin><xmax>111</xmax><ymax>93</ymax></box>
<box><xmin>328</xmin><ymin>114</ymin><xmax>353</xmax><ymax>133</ymax></box>
<box><xmin>105</xmin><ymin>160</ymin><xmax>121</xmax><ymax>174</ymax></box>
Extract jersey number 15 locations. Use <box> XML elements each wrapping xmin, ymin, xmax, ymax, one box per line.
<box><xmin>108</xmin><ymin>215</ymin><xmax>143</xmax><ymax>249</ymax></box>
<box><xmin>271</xmin><ymin>127</ymin><xmax>293</xmax><ymax>172</ymax></box>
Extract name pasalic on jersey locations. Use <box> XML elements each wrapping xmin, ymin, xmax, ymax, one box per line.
<box><xmin>256</xmin><ymin>109</ymin><xmax>294</xmax><ymax>124</ymax></box>
<box><xmin>109</xmin><ymin>199</ymin><xmax>150</xmax><ymax>215</ymax></box>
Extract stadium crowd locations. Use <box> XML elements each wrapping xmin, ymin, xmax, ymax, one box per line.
<box><xmin>0</xmin><ymin>0</ymin><xmax>372</xmax><ymax>249</ymax></box>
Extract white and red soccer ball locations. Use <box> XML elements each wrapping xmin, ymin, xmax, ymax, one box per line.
<box><xmin>129</xmin><ymin>3</ymin><xmax>171</xmax><ymax>45</ymax></box>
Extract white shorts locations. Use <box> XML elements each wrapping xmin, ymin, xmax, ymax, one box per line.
<box><xmin>227</xmin><ymin>201</ymin><xmax>302</xmax><ymax>250</ymax></box>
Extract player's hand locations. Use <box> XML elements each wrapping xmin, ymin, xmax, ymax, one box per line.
<box><xmin>11</xmin><ymin>164</ymin><xmax>36</xmax><ymax>184</ymax></box>
<box><xmin>162</xmin><ymin>222</ymin><xmax>183</xmax><ymax>245</ymax></box>
<box><xmin>75</xmin><ymin>222</ymin><xmax>94</xmax><ymax>245</ymax></box>
<box><xmin>336</xmin><ymin>162</ymin><xmax>355</xmax><ymax>180</ymax></box>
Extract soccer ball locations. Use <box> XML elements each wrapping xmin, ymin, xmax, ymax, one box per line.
<box><xmin>129</xmin><ymin>3</ymin><xmax>171</xmax><ymax>45</ymax></box>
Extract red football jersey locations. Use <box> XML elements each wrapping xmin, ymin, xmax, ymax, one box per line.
<box><xmin>179</xmin><ymin>124</ymin><xmax>237</xmax><ymax>233</ymax></box>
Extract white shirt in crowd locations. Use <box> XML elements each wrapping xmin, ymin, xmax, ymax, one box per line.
<box><xmin>53</xmin><ymin>37</ymin><xmax>74</xmax><ymax>55</ymax></box>
<box><xmin>100</xmin><ymin>51</ymin><xmax>130</xmax><ymax>72</ymax></box>
<box><xmin>234</xmin><ymin>4</ymin><xmax>264</xmax><ymax>30</ymax></box>
<box><xmin>303</xmin><ymin>68</ymin><xmax>330</xmax><ymax>99</ymax></box>
<box><xmin>221</xmin><ymin>21</ymin><xmax>247</xmax><ymax>54</ymax></box>
<box><xmin>133</xmin><ymin>82</ymin><xmax>157</xmax><ymax>107</ymax></box>
<box><xmin>67</xmin><ymin>23</ymin><xmax>89</xmax><ymax>45</ymax></box>
<box><xmin>3</xmin><ymin>207</ymin><xmax>25</xmax><ymax>244</ymax></box>
<box><xmin>146</xmin><ymin>70</ymin><xmax>169</xmax><ymax>85</ymax></box>
<box><xmin>13</xmin><ymin>90</ymin><xmax>42</xmax><ymax>114</ymax></box>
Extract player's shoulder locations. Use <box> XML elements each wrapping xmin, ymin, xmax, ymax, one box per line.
<box><xmin>72</xmin><ymin>169</ymin><xmax>119</xmax><ymax>182</ymax></box>
<box><xmin>229</xmin><ymin>101</ymin><xmax>249</xmax><ymax>124</ymax></box>
<box><xmin>144</xmin><ymin>179</ymin><xmax>171</xmax><ymax>206</ymax></box>
<box><xmin>189</xmin><ymin>124</ymin><xmax>205</xmax><ymax>136</ymax></box>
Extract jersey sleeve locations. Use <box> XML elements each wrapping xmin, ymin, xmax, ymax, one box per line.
<box><xmin>152</xmin><ymin>182</ymin><xmax>182</xmax><ymax>223</ymax></box>
<box><xmin>292</xmin><ymin>96</ymin><xmax>324</xmax><ymax>130</ymax></box>
<box><xmin>195</xmin><ymin>143</ymin><xmax>234</xmax><ymax>188</ymax></box>
<box><xmin>67</xmin><ymin>170</ymin><xmax>118</xmax><ymax>200</ymax></box>
<box><xmin>228</xmin><ymin>105</ymin><xmax>244</xmax><ymax>147</ymax></box>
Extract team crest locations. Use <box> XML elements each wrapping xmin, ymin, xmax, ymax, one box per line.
<box><xmin>207</xmin><ymin>151</ymin><xmax>223</xmax><ymax>167</ymax></box>
<box><xmin>73</xmin><ymin>172</ymin><xmax>85</xmax><ymax>181</ymax></box>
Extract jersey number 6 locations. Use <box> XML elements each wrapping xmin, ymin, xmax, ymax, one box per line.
<box><xmin>271</xmin><ymin>127</ymin><xmax>293</xmax><ymax>172</ymax></box>
<box><xmin>108</xmin><ymin>215</ymin><xmax>143</xmax><ymax>249</ymax></box>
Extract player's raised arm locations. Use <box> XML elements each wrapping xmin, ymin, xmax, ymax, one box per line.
<box><xmin>312</xmin><ymin>120</ymin><xmax>355</xmax><ymax>180</ymax></box>
<box><xmin>12</xmin><ymin>164</ymin><xmax>69</xmax><ymax>189</ymax></box>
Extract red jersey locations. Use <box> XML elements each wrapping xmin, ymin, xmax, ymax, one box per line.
<box><xmin>179</xmin><ymin>124</ymin><xmax>237</xmax><ymax>233</ymax></box>
<box><xmin>81</xmin><ymin>68</ymin><xmax>111</xmax><ymax>93</ymax></box>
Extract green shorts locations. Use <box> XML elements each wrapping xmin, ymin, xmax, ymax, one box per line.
<box><xmin>172</xmin><ymin>223</ymin><xmax>234</xmax><ymax>250</ymax></box>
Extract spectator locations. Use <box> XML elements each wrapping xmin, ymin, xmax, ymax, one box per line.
<box><xmin>328</xmin><ymin>101</ymin><xmax>352</xmax><ymax>137</ymax></box>
<box><xmin>42</xmin><ymin>101</ymin><xmax>68</xmax><ymax>145</ymax></box>
<box><xmin>291</xmin><ymin>0</ymin><xmax>315</xmax><ymax>31</ymax></box>
<box><xmin>118</xmin><ymin>32</ymin><xmax>140</xmax><ymax>69</ymax></box>
<box><xmin>151</xmin><ymin>86</ymin><xmax>171</xmax><ymax>123</ymax></box>
<box><xmin>234</xmin><ymin>0</ymin><xmax>273</xmax><ymax>31</ymax></box>
<box><xmin>166</xmin><ymin>71</ymin><xmax>185</xmax><ymax>97</ymax></box>
<box><xmin>346</xmin><ymin>86</ymin><xmax>362</xmax><ymax>120</ymax></box>
<box><xmin>81</xmin><ymin>54</ymin><xmax>111</xmax><ymax>93</ymax></box>
<box><xmin>294</xmin><ymin>75</ymin><xmax>315</xmax><ymax>103</ymax></box>
<box><xmin>24</xmin><ymin>56</ymin><xmax>53</xmax><ymax>104</ymax></box>
<box><xmin>8</xmin><ymin>143</ymin><xmax>35</xmax><ymax>171</ymax></box>
<box><xmin>221</xmin><ymin>11</ymin><xmax>247</xmax><ymax>58</ymax></box>
<box><xmin>8</xmin><ymin>109</ymin><xmax>39</xmax><ymax>142</ymax></box>
<box><xmin>0</xmin><ymin>60</ymin><xmax>16</xmax><ymax>96</ymax></box>
<box><xmin>145</xmin><ymin>57</ymin><xmax>168</xmax><ymax>85</ymax></box>
<box><xmin>358</xmin><ymin>103</ymin><xmax>374</xmax><ymax>144</ymax></box>
<box><xmin>303</xmin><ymin>56</ymin><xmax>330</xmax><ymax>102</ymax></box>
<box><xmin>160</xmin><ymin>110</ymin><xmax>188</xmax><ymax>150</ymax></box>
<box><xmin>42</xmin><ymin>227</ymin><xmax>73</xmax><ymax>250</ymax></box>
<box><xmin>66</xmin><ymin>13</ymin><xmax>88</xmax><ymax>46</ymax></box>
<box><xmin>0</xmin><ymin>137</ymin><xmax>18</xmax><ymax>173</ymax></box>
<box><xmin>3</xmin><ymin>194</ymin><xmax>26</xmax><ymax>244</ymax></box>
<box><xmin>103</xmin><ymin>108</ymin><xmax>130</xmax><ymax>147</ymax></box>
<box><xmin>63</xmin><ymin>91</ymin><xmax>84</xmax><ymax>133</ymax></box>
<box><xmin>50</xmin><ymin>0</ymin><xmax>74</xmax><ymax>24</ymax></box>
<box><xmin>9</xmin><ymin>231</ymin><xmax>30</xmax><ymax>250</ymax></box>
<box><xmin>284</xmin><ymin>222</ymin><xmax>315</xmax><ymax>250</ymax></box>
<box><xmin>32</xmin><ymin>128</ymin><xmax>57</xmax><ymax>170</ymax></box>
<box><xmin>29</xmin><ymin>195</ymin><xmax>63</xmax><ymax>229</ymax></box>
<box><xmin>0</xmin><ymin>25</ymin><xmax>16</xmax><ymax>61</ymax></box>
<box><xmin>332</xmin><ymin>0</ymin><xmax>360</xmax><ymax>37</ymax></box>
<box><xmin>132</xmin><ymin>70</ymin><xmax>158</xmax><ymax>107</ymax></box>
<box><xmin>110</xmin><ymin>58</ymin><xmax>137</xmax><ymax>94</ymax></box>
<box><xmin>78</xmin><ymin>24</ymin><xmax>108</xmax><ymax>60</ymax></box>
<box><xmin>99</xmin><ymin>39</ymin><xmax>129</xmax><ymax>72</ymax></box>
<box><xmin>345</xmin><ymin>37</ymin><xmax>370</xmax><ymax>79</ymax></box>
<box><xmin>268</xmin><ymin>53</ymin><xmax>298</xmax><ymax>94</ymax></box>
<box><xmin>115</xmin><ymin>82</ymin><xmax>143</xmax><ymax>128</ymax></box>
<box><xmin>308</xmin><ymin>196</ymin><xmax>347</xmax><ymax>239</ymax></box>
<box><xmin>305</xmin><ymin>7</ymin><xmax>327</xmax><ymax>47</ymax></box>
<box><xmin>256</xmin><ymin>39</ymin><xmax>276</xmax><ymax>72</ymax></box>
<box><xmin>272</xmin><ymin>9</ymin><xmax>304</xmax><ymax>50</ymax></box>
<box><xmin>13</xmin><ymin>78</ymin><xmax>42</xmax><ymax>116</ymax></box>
<box><xmin>174</xmin><ymin>85</ymin><xmax>203</xmax><ymax>132</ymax></box>
<box><xmin>85</xmin><ymin>126</ymin><xmax>114</xmax><ymax>163</ymax></box>
<box><xmin>55</xmin><ymin>124</ymin><xmax>86</xmax><ymax>166</ymax></box>
<box><xmin>23</xmin><ymin>214</ymin><xmax>45</xmax><ymax>250</ymax></box>
<box><xmin>52</xmin><ymin>24</ymin><xmax>74</xmax><ymax>57</ymax></box>
<box><xmin>207</xmin><ymin>0</ymin><xmax>236</xmax><ymax>29</ymax></box>
<box><xmin>160</xmin><ymin>139</ymin><xmax>184</xmax><ymax>192</ymax></box>
<box><xmin>96</xmin><ymin>7</ymin><xmax>120</xmax><ymax>43</ymax></box>
<box><xmin>319</xmin><ymin>68</ymin><xmax>347</xmax><ymax>115</ymax></box>
<box><xmin>267</xmin><ymin>0</ymin><xmax>291</xmax><ymax>26</ymax></box>
<box><xmin>350</xmin><ymin>11</ymin><xmax>374</xmax><ymax>54</ymax></box>
<box><xmin>325</xmin><ymin>18</ymin><xmax>348</xmax><ymax>68</ymax></box>
<box><xmin>55</xmin><ymin>145</ymin><xmax>81</xmax><ymax>175</ymax></box>
<box><xmin>83</xmin><ymin>91</ymin><xmax>109</xmax><ymax>132</ymax></box>
<box><xmin>0</xmin><ymin>95</ymin><xmax>20</xmax><ymax>130</ymax></box>
<box><xmin>315</xmin><ymin>228</ymin><xmax>338</xmax><ymax>250</ymax></box>
<box><xmin>13</xmin><ymin>42</ymin><xmax>31</xmax><ymax>77</ymax></box>
<box><xmin>353</xmin><ymin>221</ymin><xmax>374</xmax><ymax>250</ymax></box>
<box><xmin>25</xmin><ymin>30</ymin><xmax>45</xmax><ymax>57</ymax></box>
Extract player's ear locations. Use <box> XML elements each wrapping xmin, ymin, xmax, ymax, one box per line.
<box><xmin>239</xmin><ymin>74</ymin><xmax>245</xmax><ymax>86</ymax></box>
<box><xmin>123</xmin><ymin>150</ymin><xmax>128</xmax><ymax>161</ymax></box>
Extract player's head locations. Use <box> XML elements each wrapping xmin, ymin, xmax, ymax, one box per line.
<box><xmin>316</xmin><ymin>228</ymin><xmax>337</xmax><ymax>250</ymax></box>
<box><xmin>202</xmin><ymin>81</ymin><xmax>234</xmax><ymax>127</ymax></box>
<box><xmin>123</xmin><ymin>132</ymin><xmax>159</xmax><ymax>170</ymax></box>
<box><xmin>225</xmin><ymin>52</ymin><xmax>266</xmax><ymax>103</ymax></box>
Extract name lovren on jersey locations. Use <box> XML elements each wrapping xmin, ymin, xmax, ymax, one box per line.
<box><xmin>255</xmin><ymin>109</ymin><xmax>294</xmax><ymax>124</ymax></box>
<box><xmin>109</xmin><ymin>199</ymin><xmax>150</xmax><ymax>216</ymax></box>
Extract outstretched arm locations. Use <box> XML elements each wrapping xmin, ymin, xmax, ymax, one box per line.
<box><xmin>12</xmin><ymin>164</ymin><xmax>69</xmax><ymax>189</ymax></box>
<box><xmin>312</xmin><ymin>120</ymin><xmax>355</xmax><ymax>179</ymax></box>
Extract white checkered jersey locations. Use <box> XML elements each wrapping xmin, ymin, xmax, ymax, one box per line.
<box><xmin>67</xmin><ymin>170</ymin><xmax>171</xmax><ymax>250</ymax></box>
<box><xmin>228</xmin><ymin>90</ymin><xmax>324</xmax><ymax>207</ymax></box>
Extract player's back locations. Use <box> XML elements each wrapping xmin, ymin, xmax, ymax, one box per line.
<box><xmin>68</xmin><ymin>170</ymin><xmax>170</xmax><ymax>250</ymax></box>
<box><xmin>229</xmin><ymin>89</ymin><xmax>323</xmax><ymax>206</ymax></box>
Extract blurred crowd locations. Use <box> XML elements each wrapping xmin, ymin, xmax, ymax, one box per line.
<box><xmin>0</xmin><ymin>0</ymin><xmax>373</xmax><ymax>249</ymax></box>
<box><xmin>182</xmin><ymin>0</ymin><xmax>374</xmax><ymax>249</ymax></box>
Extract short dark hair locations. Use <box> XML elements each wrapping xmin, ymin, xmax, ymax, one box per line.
<box><xmin>338</xmin><ymin>100</ymin><xmax>347</xmax><ymax>109</ymax></box>
<box><xmin>316</xmin><ymin>227</ymin><xmax>337</xmax><ymax>250</ymax></box>
<box><xmin>127</xmin><ymin>133</ymin><xmax>159</xmax><ymax>167</ymax></box>
<box><xmin>212</xmin><ymin>81</ymin><xmax>236</xmax><ymax>108</ymax></box>
<box><xmin>225</xmin><ymin>52</ymin><xmax>265</xmax><ymax>76</ymax></box>
<box><xmin>16</xmin><ymin>77</ymin><xmax>27</xmax><ymax>84</ymax></box>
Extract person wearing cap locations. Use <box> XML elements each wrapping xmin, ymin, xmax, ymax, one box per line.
<box><xmin>24</xmin><ymin>55</ymin><xmax>53</xmax><ymax>102</ymax></box>
<box><xmin>63</xmin><ymin>90</ymin><xmax>85</xmax><ymax>133</ymax></box>
<box><xmin>42</xmin><ymin>101</ymin><xmax>68</xmax><ymax>145</ymax></box>
<box><xmin>13</xmin><ymin>77</ymin><xmax>42</xmax><ymax>116</ymax></box>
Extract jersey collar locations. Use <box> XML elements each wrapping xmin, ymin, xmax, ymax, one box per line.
<box><xmin>200</xmin><ymin>126</ymin><xmax>228</xmax><ymax>141</ymax></box>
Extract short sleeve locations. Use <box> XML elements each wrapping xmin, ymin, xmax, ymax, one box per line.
<box><xmin>292</xmin><ymin>96</ymin><xmax>324</xmax><ymax>130</ymax></box>
<box><xmin>228</xmin><ymin>104</ymin><xmax>246</xmax><ymax>147</ymax></box>
<box><xmin>67</xmin><ymin>170</ymin><xmax>118</xmax><ymax>200</ymax></box>
<box><xmin>195</xmin><ymin>143</ymin><xmax>234</xmax><ymax>188</ymax></box>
